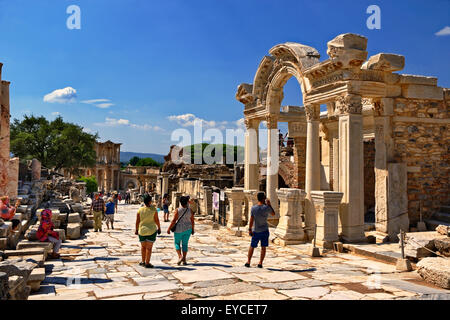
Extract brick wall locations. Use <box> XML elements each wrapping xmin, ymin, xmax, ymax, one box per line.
<box><xmin>392</xmin><ymin>98</ymin><xmax>450</xmax><ymax>223</ymax></box>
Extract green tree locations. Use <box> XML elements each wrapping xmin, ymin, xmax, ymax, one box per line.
<box><xmin>10</xmin><ymin>115</ymin><xmax>98</xmax><ymax>174</ymax></box>
<box><xmin>79</xmin><ymin>176</ymin><xmax>98</xmax><ymax>194</ymax></box>
<box><xmin>135</xmin><ymin>157</ymin><xmax>162</xmax><ymax>167</ymax></box>
<box><xmin>128</xmin><ymin>156</ymin><xmax>140</xmax><ymax>166</ymax></box>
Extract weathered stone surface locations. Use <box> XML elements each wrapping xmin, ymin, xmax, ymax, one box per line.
<box><xmin>401</xmin><ymin>84</ymin><xmax>443</xmax><ymax>101</ymax></box>
<box><xmin>434</xmin><ymin>238</ymin><xmax>450</xmax><ymax>257</ymax></box>
<box><xmin>362</xmin><ymin>53</ymin><xmax>405</xmax><ymax>72</ymax></box>
<box><xmin>402</xmin><ymin>231</ymin><xmax>446</xmax><ymax>258</ymax></box>
<box><xmin>172</xmin><ymin>268</ymin><xmax>234</xmax><ymax>284</ymax></box>
<box><xmin>280</xmin><ymin>286</ymin><xmax>330</xmax><ymax>299</ymax></box>
<box><xmin>417</xmin><ymin>257</ymin><xmax>450</xmax><ymax>289</ymax></box>
<box><xmin>67</xmin><ymin>223</ymin><xmax>81</xmax><ymax>240</ymax></box>
<box><xmin>399</xmin><ymin>74</ymin><xmax>438</xmax><ymax>86</ymax></box>
<box><xmin>0</xmin><ymin>259</ymin><xmax>35</xmax><ymax>278</ymax></box>
<box><xmin>0</xmin><ymin>272</ymin><xmax>8</xmax><ymax>300</ymax></box>
<box><xmin>436</xmin><ymin>225</ymin><xmax>449</xmax><ymax>236</ymax></box>
<box><xmin>68</xmin><ymin>213</ymin><xmax>81</xmax><ymax>223</ymax></box>
<box><xmin>187</xmin><ymin>282</ymin><xmax>260</xmax><ymax>298</ymax></box>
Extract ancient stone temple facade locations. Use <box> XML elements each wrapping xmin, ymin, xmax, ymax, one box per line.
<box><xmin>0</xmin><ymin>63</ymin><xmax>19</xmax><ymax>199</ymax></box>
<box><xmin>236</xmin><ymin>33</ymin><xmax>449</xmax><ymax>243</ymax></box>
<box><xmin>81</xmin><ymin>141</ymin><xmax>121</xmax><ymax>192</ymax></box>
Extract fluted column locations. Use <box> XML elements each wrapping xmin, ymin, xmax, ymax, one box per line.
<box><xmin>304</xmin><ymin>104</ymin><xmax>321</xmax><ymax>234</ymax></box>
<box><xmin>244</xmin><ymin>119</ymin><xmax>260</xmax><ymax>191</ymax></box>
<box><xmin>266</xmin><ymin>114</ymin><xmax>279</xmax><ymax>220</ymax></box>
<box><xmin>336</xmin><ymin>94</ymin><xmax>365</xmax><ymax>242</ymax></box>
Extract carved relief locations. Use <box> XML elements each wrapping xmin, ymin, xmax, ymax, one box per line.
<box><xmin>305</xmin><ymin>104</ymin><xmax>320</xmax><ymax>121</ymax></box>
<box><xmin>265</xmin><ymin>114</ymin><xmax>278</xmax><ymax>129</ymax></box>
<box><xmin>335</xmin><ymin>94</ymin><xmax>362</xmax><ymax>115</ymax></box>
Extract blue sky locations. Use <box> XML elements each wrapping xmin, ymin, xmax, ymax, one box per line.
<box><xmin>0</xmin><ymin>0</ymin><xmax>449</xmax><ymax>154</ymax></box>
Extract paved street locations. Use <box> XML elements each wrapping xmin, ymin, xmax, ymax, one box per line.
<box><xmin>29</xmin><ymin>204</ymin><xmax>449</xmax><ymax>300</ymax></box>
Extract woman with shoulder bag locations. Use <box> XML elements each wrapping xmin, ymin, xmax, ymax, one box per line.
<box><xmin>167</xmin><ymin>196</ymin><xmax>195</xmax><ymax>266</ymax></box>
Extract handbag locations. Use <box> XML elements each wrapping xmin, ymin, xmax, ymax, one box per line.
<box><xmin>170</xmin><ymin>207</ymin><xmax>188</xmax><ymax>233</ymax></box>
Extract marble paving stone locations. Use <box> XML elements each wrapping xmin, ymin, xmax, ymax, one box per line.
<box><xmin>172</xmin><ymin>268</ymin><xmax>235</xmax><ymax>283</ymax></box>
<box><xmin>201</xmin><ymin>289</ymin><xmax>289</xmax><ymax>300</ymax></box>
<box><xmin>279</xmin><ymin>286</ymin><xmax>330</xmax><ymax>299</ymax></box>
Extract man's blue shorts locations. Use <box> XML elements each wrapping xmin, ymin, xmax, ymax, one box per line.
<box><xmin>251</xmin><ymin>230</ymin><xmax>270</xmax><ymax>248</ymax></box>
<box><xmin>163</xmin><ymin>205</ymin><xmax>169</xmax><ymax>213</ymax></box>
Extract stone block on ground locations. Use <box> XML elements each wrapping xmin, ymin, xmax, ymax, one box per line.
<box><xmin>417</xmin><ymin>257</ymin><xmax>450</xmax><ymax>289</ymax></box>
<box><xmin>16</xmin><ymin>241</ymin><xmax>53</xmax><ymax>253</ymax></box>
<box><xmin>68</xmin><ymin>213</ymin><xmax>81</xmax><ymax>224</ymax></box>
<box><xmin>434</xmin><ymin>238</ymin><xmax>450</xmax><ymax>257</ymax></box>
<box><xmin>402</xmin><ymin>231</ymin><xmax>446</xmax><ymax>259</ymax></box>
<box><xmin>0</xmin><ymin>272</ymin><xmax>8</xmax><ymax>300</ymax></box>
<box><xmin>436</xmin><ymin>225</ymin><xmax>450</xmax><ymax>237</ymax></box>
<box><xmin>27</xmin><ymin>268</ymin><xmax>46</xmax><ymax>292</ymax></box>
<box><xmin>66</xmin><ymin>223</ymin><xmax>81</xmax><ymax>240</ymax></box>
<box><xmin>83</xmin><ymin>219</ymin><xmax>94</xmax><ymax>229</ymax></box>
<box><xmin>0</xmin><ymin>224</ymin><xmax>11</xmax><ymax>238</ymax></box>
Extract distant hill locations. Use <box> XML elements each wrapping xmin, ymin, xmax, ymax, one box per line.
<box><xmin>120</xmin><ymin>152</ymin><xmax>165</xmax><ymax>164</ymax></box>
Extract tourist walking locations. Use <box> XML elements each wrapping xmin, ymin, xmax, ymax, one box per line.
<box><xmin>135</xmin><ymin>195</ymin><xmax>161</xmax><ymax>268</ymax></box>
<box><xmin>105</xmin><ymin>197</ymin><xmax>115</xmax><ymax>230</ymax></box>
<box><xmin>245</xmin><ymin>192</ymin><xmax>275</xmax><ymax>268</ymax></box>
<box><xmin>90</xmin><ymin>193</ymin><xmax>105</xmax><ymax>232</ymax></box>
<box><xmin>0</xmin><ymin>196</ymin><xmax>21</xmax><ymax>231</ymax></box>
<box><xmin>162</xmin><ymin>193</ymin><xmax>170</xmax><ymax>222</ymax></box>
<box><xmin>36</xmin><ymin>206</ymin><xmax>62</xmax><ymax>259</ymax></box>
<box><xmin>167</xmin><ymin>196</ymin><xmax>195</xmax><ymax>266</ymax></box>
<box><xmin>113</xmin><ymin>192</ymin><xmax>119</xmax><ymax>213</ymax></box>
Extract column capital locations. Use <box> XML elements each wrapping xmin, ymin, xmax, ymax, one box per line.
<box><xmin>305</xmin><ymin>104</ymin><xmax>320</xmax><ymax>121</ymax></box>
<box><xmin>276</xmin><ymin>188</ymin><xmax>306</xmax><ymax>202</ymax></box>
<box><xmin>225</xmin><ymin>187</ymin><xmax>245</xmax><ymax>200</ymax></box>
<box><xmin>310</xmin><ymin>191</ymin><xmax>344</xmax><ymax>209</ymax></box>
<box><xmin>244</xmin><ymin>118</ymin><xmax>259</xmax><ymax>130</ymax></box>
<box><xmin>335</xmin><ymin>94</ymin><xmax>362</xmax><ymax>115</ymax></box>
<box><xmin>265</xmin><ymin>114</ymin><xmax>278</xmax><ymax>129</ymax></box>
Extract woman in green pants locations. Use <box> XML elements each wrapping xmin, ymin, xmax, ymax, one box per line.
<box><xmin>135</xmin><ymin>194</ymin><xmax>161</xmax><ymax>268</ymax></box>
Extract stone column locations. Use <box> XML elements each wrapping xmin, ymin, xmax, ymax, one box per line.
<box><xmin>244</xmin><ymin>119</ymin><xmax>259</xmax><ymax>190</ymax></box>
<box><xmin>201</xmin><ymin>186</ymin><xmax>212</xmax><ymax>215</ymax></box>
<box><xmin>274</xmin><ymin>188</ymin><xmax>306</xmax><ymax>245</ymax></box>
<box><xmin>266</xmin><ymin>114</ymin><xmax>279</xmax><ymax>221</ymax></box>
<box><xmin>304</xmin><ymin>104</ymin><xmax>321</xmax><ymax>235</ymax></box>
<box><xmin>161</xmin><ymin>173</ymin><xmax>169</xmax><ymax>197</ymax></box>
<box><xmin>225</xmin><ymin>187</ymin><xmax>245</xmax><ymax>228</ymax></box>
<box><xmin>373</xmin><ymin>98</ymin><xmax>409</xmax><ymax>241</ymax></box>
<box><xmin>244</xmin><ymin>189</ymin><xmax>259</xmax><ymax>223</ymax></box>
<box><xmin>0</xmin><ymin>80</ymin><xmax>11</xmax><ymax>196</ymax></box>
<box><xmin>336</xmin><ymin>94</ymin><xmax>366</xmax><ymax>242</ymax></box>
<box><xmin>31</xmin><ymin>159</ymin><xmax>41</xmax><ymax>181</ymax></box>
<box><xmin>311</xmin><ymin>191</ymin><xmax>343</xmax><ymax>248</ymax></box>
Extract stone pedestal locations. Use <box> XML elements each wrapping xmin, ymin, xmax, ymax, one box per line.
<box><xmin>311</xmin><ymin>191</ymin><xmax>343</xmax><ymax>249</ymax></box>
<box><xmin>274</xmin><ymin>188</ymin><xmax>306</xmax><ymax>245</ymax></box>
<box><xmin>225</xmin><ymin>188</ymin><xmax>245</xmax><ymax>228</ymax></box>
<box><xmin>201</xmin><ymin>187</ymin><xmax>212</xmax><ymax>216</ymax></box>
<box><xmin>244</xmin><ymin>190</ymin><xmax>259</xmax><ymax>223</ymax></box>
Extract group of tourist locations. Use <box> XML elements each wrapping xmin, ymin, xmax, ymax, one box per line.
<box><xmin>89</xmin><ymin>193</ymin><xmax>117</xmax><ymax>231</ymax></box>
<box><xmin>135</xmin><ymin>191</ymin><xmax>275</xmax><ymax>269</ymax></box>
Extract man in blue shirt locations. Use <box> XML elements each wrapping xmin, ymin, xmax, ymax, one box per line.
<box><xmin>105</xmin><ymin>197</ymin><xmax>116</xmax><ymax>230</ymax></box>
<box><xmin>245</xmin><ymin>192</ymin><xmax>275</xmax><ymax>268</ymax></box>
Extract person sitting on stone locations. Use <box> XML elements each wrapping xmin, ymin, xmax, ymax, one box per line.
<box><xmin>36</xmin><ymin>207</ymin><xmax>62</xmax><ymax>259</ymax></box>
<box><xmin>0</xmin><ymin>196</ymin><xmax>21</xmax><ymax>231</ymax></box>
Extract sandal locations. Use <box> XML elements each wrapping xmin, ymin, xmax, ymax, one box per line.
<box><xmin>257</xmin><ymin>264</ymin><xmax>263</xmax><ymax>268</ymax></box>
<box><xmin>139</xmin><ymin>262</ymin><xmax>145</xmax><ymax>266</ymax></box>
<box><xmin>244</xmin><ymin>263</ymin><xmax>250</xmax><ymax>268</ymax></box>
<box><xmin>182</xmin><ymin>261</ymin><xmax>187</xmax><ymax>266</ymax></box>
<box><xmin>177</xmin><ymin>259</ymin><xmax>183</xmax><ymax>266</ymax></box>
<box><xmin>145</xmin><ymin>263</ymin><xmax>154</xmax><ymax>268</ymax></box>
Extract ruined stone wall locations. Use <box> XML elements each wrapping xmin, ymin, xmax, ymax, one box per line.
<box><xmin>392</xmin><ymin>97</ymin><xmax>449</xmax><ymax>223</ymax></box>
<box><xmin>293</xmin><ymin>137</ymin><xmax>306</xmax><ymax>189</ymax></box>
<box><xmin>364</xmin><ymin>140</ymin><xmax>375</xmax><ymax>211</ymax></box>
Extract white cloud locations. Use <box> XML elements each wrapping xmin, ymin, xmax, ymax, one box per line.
<box><xmin>94</xmin><ymin>117</ymin><xmax>163</xmax><ymax>131</ymax></box>
<box><xmin>435</xmin><ymin>26</ymin><xmax>450</xmax><ymax>36</ymax></box>
<box><xmin>81</xmin><ymin>99</ymin><xmax>115</xmax><ymax>109</ymax></box>
<box><xmin>43</xmin><ymin>87</ymin><xmax>77</xmax><ymax>103</ymax></box>
<box><xmin>168</xmin><ymin>113</ymin><xmax>229</xmax><ymax>129</ymax></box>
<box><xmin>51</xmin><ymin>112</ymin><xmax>61</xmax><ymax>116</ymax></box>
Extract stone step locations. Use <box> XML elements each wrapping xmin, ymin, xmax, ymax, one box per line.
<box><xmin>342</xmin><ymin>243</ymin><xmax>401</xmax><ymax>264</ymax></box>
<box><xmin>16</xmin><ymin>241</ymin><xmax>53</xmax><ymax>252</ymax></box>
<box><xmin>4</xmin><ymin>248</ymin><xmax>46</xmax><ymax>259</ymax></box>
<box><xmin>425</xmin><ymin>219</ymin><xmax>450</xmax><ymax>231</ymax></box>
<box><xmin>432</xmin><ymin>212</ymin><xmax>450</xmax><ymax>224</ymax></box>
<box><xmin>21</xmin><ymin>254</ymin><xmax>46</xmax><ymax>268</ymax></box>
<box><xmin>441</xmin><ymin>205</ymin><xmax>450</xmax><ymax>214</ymax></box>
